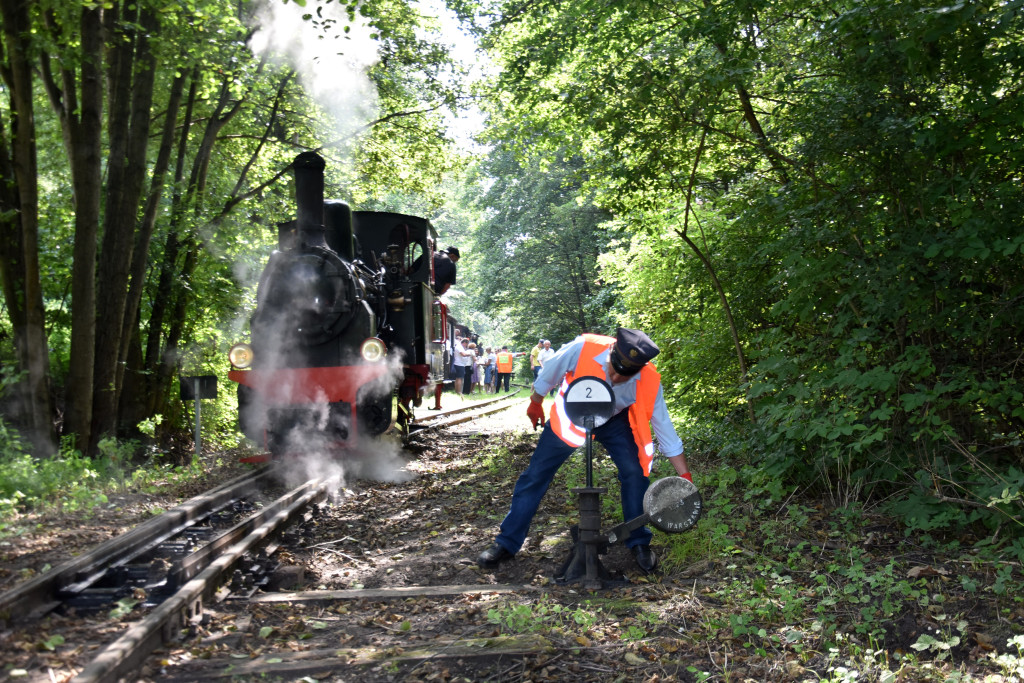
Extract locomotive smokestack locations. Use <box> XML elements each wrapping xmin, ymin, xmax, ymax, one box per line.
<box><xmin>293</xmin><ymin>152</ymin><xmax>327</xmax><ymax>248</ymax></box>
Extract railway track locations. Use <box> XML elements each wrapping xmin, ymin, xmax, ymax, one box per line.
<box><xmin>71</xmin><ymin>476</ymin><xmax>334</xmax><ymax>683</ymax></box>
<box><xmin>0</xmin><ymin>467</ymin><xmax>274</xmax><ymax>625</ymax></box>
<box><xmin>406</xmin><ymin>388</ymin><xmax>527</xmax><ymax>438</ymax></box>
<box><xmin>0</xmin><ymin>467</ymin><xmax>337</xmax><ymax>683</ymax></box>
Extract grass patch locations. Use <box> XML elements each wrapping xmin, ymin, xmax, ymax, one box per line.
<box><xmin>0</xmin><ymin>424</ymin><xmax>208</xmax><ymax>535</ymax></box>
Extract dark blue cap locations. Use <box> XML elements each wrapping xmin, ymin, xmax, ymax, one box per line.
<box><xmin>609</xmin><ymin>327</ymin><xmax>659</xmax><ymax>376</ymax></box>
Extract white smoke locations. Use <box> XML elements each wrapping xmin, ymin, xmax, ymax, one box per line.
<box><xmin>247</xmin><ymin>0</ymin><xmax>381</xmax><ymax>143</ymax></box>
<box><xmin>277</xmin><ymin>431</ymin><xmax>416</xmax><ymax>498</ymax></box>
<box><xmin>264</xmin><ymin>343</ymin><xmax>417</xmax><ymax>493</ymax></box>
<box><xmin>347</xmin><ymin>434</ymin><xmax>417</xmax><ymax>483</ymax></box>
<box><xmin>280</xmin><ymin>451</ymin><xmax>349</xmax><ymax>497</ymax></box>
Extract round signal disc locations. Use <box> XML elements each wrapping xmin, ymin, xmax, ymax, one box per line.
<box><xmin>643</xmin><ymin>476</ymin><xmax>703</xmax><ymax>533</ymax></box>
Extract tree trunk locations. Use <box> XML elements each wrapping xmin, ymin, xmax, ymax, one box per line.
<box><xmin>0</xmin><ymin>0</ymin><xmax>56</xmax><ymax>455</ymax></box>
<box><xmin>677</xmin><ymin>130</ymin><xmax>755</xmax><ymax>422</ymax></box>
<box><xmin>111</xmin><ymin>3</ymin><xmax>158</xmax><ymax>407</ymax></box>
<box><xmin>142</xmin><ymin>71</ymin><xmax>198</xmax><ymax>418</ymax></box>
<box><xmin>153</xmin><ymin>241</ymin><xmax>198</xmax><ymax>425</ymax></box>
<box><xmin>91</xmin><ymin>0</ymin><xmax>158</xmax><ymax>451</ymax></box>
<box><xmin>40</xmin><ymin>5</ymin><xmax>105</xmax><ymax>455</ymax></box>
<box><xmin>0</xmin><ymin>116</ymin><xmax>28</xmax><ymax>379</ymax></box>
<box><xmin>147</xmin><ymin>77</ymin><xmax>244</xmax><ymax>434</ymax></box>
<box><xmin>117</xmin><ymin>71</ymin><xmax>186</xmax><ymax>429</ymax></box>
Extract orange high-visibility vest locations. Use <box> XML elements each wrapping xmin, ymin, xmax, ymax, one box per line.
<box><xmin>496</xmin><ymin>352</ymin><xmax>514</xmax><ymax>372</ymax></box>
<box><xmin>548</xmin><ymin>334</ymin><xmax>661</xmax><ymax>476</ymax></box>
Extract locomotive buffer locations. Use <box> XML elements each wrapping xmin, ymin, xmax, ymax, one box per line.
<box><xmin>555</xmin><ymin>377</ymin><xmax>702</xmax><ymax>590</ymax></box>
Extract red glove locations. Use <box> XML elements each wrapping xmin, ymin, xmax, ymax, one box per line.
<box><xmin>527</xmin><ymin>399</ymin><xmax>545</xmax><ymax>430</ymax></box>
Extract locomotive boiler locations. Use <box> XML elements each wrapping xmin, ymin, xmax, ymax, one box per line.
<box><xmin>227</xmin><ymin>151</ymin><xmax>453</xmax><ymax>456</ymax></box>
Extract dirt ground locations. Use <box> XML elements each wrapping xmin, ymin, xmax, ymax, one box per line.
<box><xmin>145</xmin><ymin>399</ymin><xmax>711</xmax><ymax>682</ymax></box>
<box><xmin>2</xmin><ymin>393</ymin><xmax>1023</xmax><ymax>682</ymax></box>
<box><xmin>304</xmin><ymin>400</ymin><xmax>647</xmax><ymax>591</ymax></box>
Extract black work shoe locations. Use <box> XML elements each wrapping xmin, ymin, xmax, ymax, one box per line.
<box><xmin>631</xmin><ymin>544</ymin><xmax>657</xmax><ymax>573</ymax></box>
<box><xmin>478</xmin><ymin>543</ymin><xmax>515</xmax><ymax>569</ymax></box>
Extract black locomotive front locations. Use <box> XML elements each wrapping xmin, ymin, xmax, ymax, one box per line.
<box><xmin>228</xmin><ymin>152</ymin><xmax>448</xmax><ymax>456</ymax></box>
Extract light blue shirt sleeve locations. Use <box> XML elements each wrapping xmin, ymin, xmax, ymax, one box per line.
<box><xmin>650</xmin><ymin>385</ymin><xmax>684</xmax><ymax>458</ymax></box>
<box><xmin>533</xmin><ymin>336</ymin><xmax>684</xmax><ymax>459</ymax></box>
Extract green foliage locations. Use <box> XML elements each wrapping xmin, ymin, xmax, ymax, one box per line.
<box><xmin>0</xmin><ymin>444</ymin><xmax>108</xmax><ymax>521</ymax></box>
<box><xmin>37</xmin><ymin>634</ymin><xmax>65</xmax><ymax>652</ymax></box>
<box><xmin>470</xmin><ymin>148</ymin><xmax>622</xmax><ymax>348</ymax></box>
<box><xmin>658</xmin><ymin>456</ymin><xmax>1024</xmax><ymax>681</ymax></box>
<box><xmin>0</xmin><ymin>429</ymin><xmax>206</xmax><ymax>529</ymax></box>
<box><xmin>910</xmin><ymin>621</ymin><xmax>967</xmax><ymax>662</ymax></box>
<box><xmin>989</xmin><ymin>635</ymin><xmax>1024</xmax><ymax>679</ymax></box>
<box><xmin>476</xmin><ymin>0</ymin><xmax>1024</xmax><ymax>540</ymax></box>
<box><xmin>486</xmin><ymin>596</ymin><xmax>603</xmax><ymax>635</ymax></box>
<box><xmin>108</xmin><ymin>597</ymin><xmax>139</xmax><ymax>621</ymax></box>
<box><xmin>620</xmin><ymin>610</ymin><xmax>660</xmax><ymax>642</ymax></box>
<box><xmin>600</xmin><ymin>214</ymin><xmax>753</xmax><ymax>422</ymax></box>
<box><xmin>487</xmin><ymin>602</ymin><xmax>543</xmax><ymax>633</ymax></box>
<box><xmin>733</xmin><ymin>0</ymin><xmax>1024</xmax><ymax>532</ymax></box>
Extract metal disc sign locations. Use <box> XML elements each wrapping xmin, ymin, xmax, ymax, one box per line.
<box><xmin>643</xmin><ymin>476</ymin><xmax>702</xmax><ymax>533</ymax></box>
<box><xmin>563</xmin><ymin>376</ymin><xmax>615</xmax><ymax>429</ymax></box>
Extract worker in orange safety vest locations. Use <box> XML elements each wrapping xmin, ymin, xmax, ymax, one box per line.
<box><xmin>495</xmin><ymin>346</ymin><xmax>515</xmax><ymax>393</ymax></box>
<box><xmin>478</xmin><ymin>328</ymin><xmax>691</xmax><ymax>574</ymax></box>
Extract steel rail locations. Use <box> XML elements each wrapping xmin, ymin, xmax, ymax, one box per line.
<box><xmin>410</xmin><ymin>392</ymin><xmax>520</xmax><ymax>427</ymax></box>
<box><xmin>0</xmin><ymin>466</ymin><xmax>271</xmax><ymax>625</ymax></box>
<box><xmin>406</xmin><ymin>395</ymin><xmax>524</xmax><ymax>440</ymax></box>
<box><xmin>70</xmin><ymin>476</ymin><xmax>334</xmax><ymax>683</ymax></box>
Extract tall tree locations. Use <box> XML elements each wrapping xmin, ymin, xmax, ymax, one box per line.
<box><xmin>88</xmin><ymin>0</ymin><xmax>160</xmax><ymax>449</ymax></box>
<box><xmin>0</xmin><ymin>0</ymin><xmax>55</xmax><ymax>454</ymax></box>
<box><xmin>39</xmin><ymin>2</ymin><xmax>104</xmax><ymax>454</ymax></box>
<box><xmin>473</xmin><ymin>146</ymin><xmax>618</xmax><ymax>346</ymax></box>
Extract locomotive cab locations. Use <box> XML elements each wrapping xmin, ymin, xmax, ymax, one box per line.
<box><xmin>352</xmin><ymin>212</ymin><xmax>447</xmax><ymax>424</ymax></box>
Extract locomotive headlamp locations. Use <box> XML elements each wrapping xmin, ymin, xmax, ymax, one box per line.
<box><xmin>360</xmin><ymin>337</ymin><xmax>387</xmax><ymax>363</ymax></box>
<box><xmin>229</xmin><ymin>343</ymin><xmax>254</xmax><ymax>369</ymax></box>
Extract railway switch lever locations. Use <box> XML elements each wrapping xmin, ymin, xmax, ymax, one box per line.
<box><xmin>555</xmin><ymin>377</ymin><xmax>702</xmax><ymax>590</ymax></box>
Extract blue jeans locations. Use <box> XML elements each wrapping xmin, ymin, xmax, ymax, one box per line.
<box><xmin>494</xmin><ymin>410</ymin><xmax>651</xmax><ymax>554</ymax></box>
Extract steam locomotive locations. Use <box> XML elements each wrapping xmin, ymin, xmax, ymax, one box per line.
<box><xmin>227</xmin><ymin>151</ymin><xmax>456</xmax><ymax>457</ymax></box>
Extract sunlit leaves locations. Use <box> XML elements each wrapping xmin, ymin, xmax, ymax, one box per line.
<box><xmin>471</xmin><ymin>146</ymin><xmax>620</xmax><ymax>346</ymax></box>
<box><xmin>471</xmin><ymin>0</ymin><xmax>1024</xmax><ymax>533</ymax></box>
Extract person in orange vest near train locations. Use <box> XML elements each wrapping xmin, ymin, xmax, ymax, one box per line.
<box><xmin>478</xmin><ymin>328</ymin><xmax>691</xmax><ymax>574</ymax></box>
<box><xmin>494</xmin><ymin>346</ymin><xmax>515</xmax><ymax>393</ymax></box>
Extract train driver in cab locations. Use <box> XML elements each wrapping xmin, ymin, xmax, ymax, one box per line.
<box><xmin>433</xmin><ymin>246</ymin><xmax>460</xmax><ymax>295</ymax></box>
<box><xmin>478</xmin><ymin>328</ymin><xmax>692</xmax><ymax>574</ymax></box>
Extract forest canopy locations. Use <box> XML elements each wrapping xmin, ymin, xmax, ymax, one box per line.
<box><xmin>1</xmin><ymin>0</ymin><xmax>1022</xmax><ymax>543</ymax></box>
